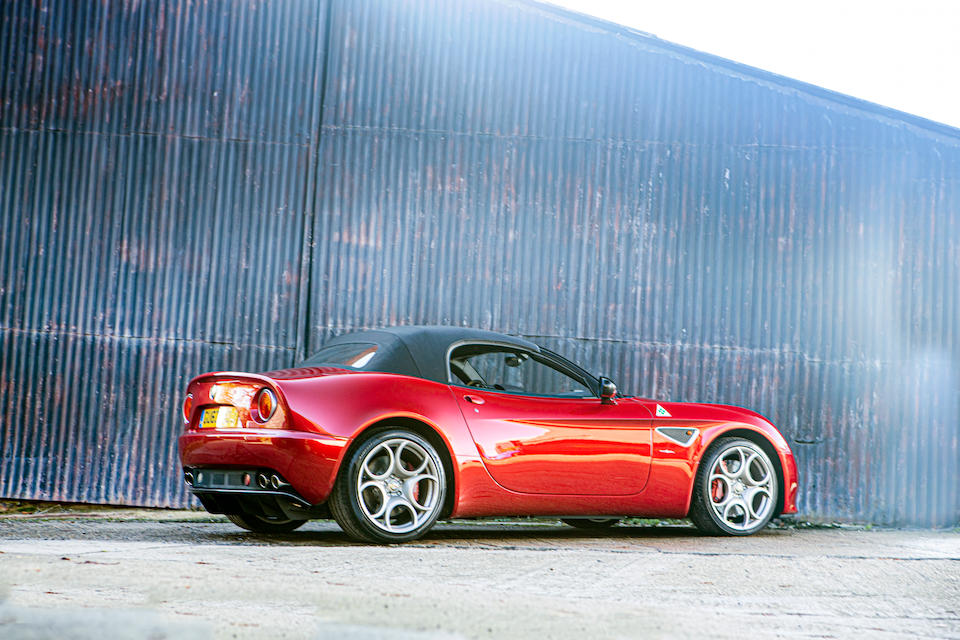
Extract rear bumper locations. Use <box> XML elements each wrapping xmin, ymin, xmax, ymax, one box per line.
<box><xmin>178</xmin><ymin>429</ymin><xmax>345</xmax><ymax>505</ymax></box>
<box><xmin>184</xmin><ymin>467</ymin><xmax>309</xmax><ymax>518</ymax></box>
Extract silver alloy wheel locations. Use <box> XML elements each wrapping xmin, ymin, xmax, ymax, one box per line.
<box><xmin>707</xmin><ymin>443</ymin><xmax>775</xmax><ymax>532</ymax></box>
<box><xmin>355</xmin><ymin>437</ymin><xmax>442</xmax><ymax>534</ymax></box>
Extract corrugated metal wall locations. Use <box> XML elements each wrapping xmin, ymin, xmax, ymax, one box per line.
<box><xmin>2</xmin><ymin>0</ymin><xmax>958</xmax><ymax>525</ymax></box>
<box><xmin>1</xmin><ymin>0</ymin><xmax>328</xmax><ymax>506</ymax></box>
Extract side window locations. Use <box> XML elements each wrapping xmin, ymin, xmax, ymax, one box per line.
<box><xmin>449</xmin><ymin>345</ymin><xmax>595</xmax><ymax>398</ymax></box>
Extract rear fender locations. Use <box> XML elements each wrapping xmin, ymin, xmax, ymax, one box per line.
<box><xmin>271</xmin><ymin>372</ymin><xmax>483</xmax><ymax>508</ymax></box>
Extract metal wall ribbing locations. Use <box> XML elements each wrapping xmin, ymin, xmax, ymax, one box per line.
<box><xmin>308</xmin><ymin>0</ymin><xmax>960</xmax><ymax>526</ymax></box>
<box><xmin>2</xmin><ymin>0</ymin><xmax>958</xmax><ymax>524</ymax></box>
<box><xmin>1</xmin><ymin>0</ymin><xmax>328</xmax><ymax>506</ymax></box>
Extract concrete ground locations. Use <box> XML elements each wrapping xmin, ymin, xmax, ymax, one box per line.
<box><xmin>0</xmin><ymin>512</ymin><xmax>957</xmax><ymax>639</ymax></box>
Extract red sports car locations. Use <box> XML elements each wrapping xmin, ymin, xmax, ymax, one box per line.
<box><xmin>179</xmin><ymin>326</ymin><xmax>798</xmax><ymax>542</ymax></box>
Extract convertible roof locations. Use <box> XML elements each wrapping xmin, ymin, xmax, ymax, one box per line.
<box><xmin>302</xmin><ymin>325</ymin><xmax>541</xmax><ymax>383</ymax></box>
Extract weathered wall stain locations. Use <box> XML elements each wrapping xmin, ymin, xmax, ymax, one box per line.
<box><xmin>2</xmin><ymin>0</ymin><xmax>958</xmax><ymax>525</ymax></box>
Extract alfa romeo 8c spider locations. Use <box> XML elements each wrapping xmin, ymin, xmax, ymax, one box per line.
<box><xmin>179</xmin><ymin>326</ymin><xmax>798</xmax><ymax>543</ymax></box>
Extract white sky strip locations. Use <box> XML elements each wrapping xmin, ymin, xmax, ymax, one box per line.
<box><xmin>548</xmin><ymin>0</ymin><xmax>960</xmax><ymax>129</ymax></box>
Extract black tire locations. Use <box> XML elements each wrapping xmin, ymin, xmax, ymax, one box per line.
<box><xmin>329</xmin><ymin>428</ymin><xmax>447</xmax><ymax>544</ymax></box>
<box><xmin>689</xmin><ymin>437</ymin><xmax>779</xmax><ymax>536</ymax></box>
<box><xmin>561</xmin><ymin>518</ymin><xmax>620</xmax><ymax>529</ymax></box>
<box><xmin>226</xmin><ymin>512</ymin><xmax>307</xmax><ymax>534</ymax></box>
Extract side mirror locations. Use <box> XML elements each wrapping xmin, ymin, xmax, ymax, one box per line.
<box><xmin>599</xmin><ymin>377</ymin><xmax>617</xmax><ymax>405</ymax></box>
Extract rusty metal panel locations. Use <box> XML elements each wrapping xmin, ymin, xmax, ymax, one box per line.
<box><xmin>307</xmin><ymin>0</ymin><xmax>959</xmax><ymax>526</ymax></box>
<box><xmin>1</xmin><ymin>0</ymin><xmax>327</xmax><ymax>507</ymax></box>
<box><xmin>0</xmin><ymin>330</ymin><xmax>291</xmax><ymax>507</ymax></box>
<box><xmin>2</xmin><ymin>0</ymin><xmax>958</xmax><ymax>525</ymax></box>
<box><xmin>2</xmin><ymin>131</ymin><xmax>311</xmax><ymax>345</ymax></box>
<box><xmin>1</xmin><ymin>0</ymin><xmax>323</xmax><ymax>142</ymax></box>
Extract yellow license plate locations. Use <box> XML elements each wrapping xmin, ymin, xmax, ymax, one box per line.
<box><xmin>200</xmin><ymin>406</ymin><xmax>239</xmax><ymax>430</ymax></box>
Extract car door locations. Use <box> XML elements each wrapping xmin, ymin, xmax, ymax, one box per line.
<box><xmin>450</xmin><ymin>344</ymin><xmax>652</xmax><ymax>496</ymax></box>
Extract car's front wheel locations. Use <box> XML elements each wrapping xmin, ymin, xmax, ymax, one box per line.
<box><xmin>330</xmin><ymin>428</ymin><xmax>447</xmax><ymax>543</ymax></box>
<box><xmin>689</xmin><ymin>437</ymin><xmax>779</xmax><ymax>536</ymax></box>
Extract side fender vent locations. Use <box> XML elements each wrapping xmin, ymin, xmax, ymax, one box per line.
<box><xmin>656</xmin><ymin>427</ymin><xmax>698</xmax><ymax>447</ymax></box>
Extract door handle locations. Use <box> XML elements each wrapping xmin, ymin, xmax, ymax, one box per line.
<box><xmin>463</xmin><ymin>395</ymin><xmax>485</xmax><ymax>405</ymax></box>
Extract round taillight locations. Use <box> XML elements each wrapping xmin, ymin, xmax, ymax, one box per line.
<box><xmin>182</xmin><ymin>393</ymin><xmax>193</xmax><ymax>424</ymax></box>
<box><xmin>254</xmin><ymin>388</ymin><xmax>277</xmax><ymax>423</ymax></box>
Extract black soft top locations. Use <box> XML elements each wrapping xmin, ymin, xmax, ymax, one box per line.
<box><xmin>300</xmin><ymin>325</ymin><xmax>541</xmax><ymax>383</ymax></box>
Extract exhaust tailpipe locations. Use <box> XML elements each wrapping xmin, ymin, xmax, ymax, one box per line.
<box><xmin>270</xmin><ymin>474</ymin><xmax>289</xmax><ymax>489</ymax></box>
<box><xmin>183</xmin><ymin>470</ymin><xmax>194</xmax><ymax>486</ymax></box>
<box><xmin>256</xmin><ymin>472</ymin><xmax>270</xmax><ymax>489</ymax></box>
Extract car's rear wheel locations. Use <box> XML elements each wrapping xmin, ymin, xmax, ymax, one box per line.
<box><xmin>226</xmin><ymin>512</ymin><xmax>307</xmax><ymax>534</ymax></box>
<box><xmin>330</xmin><ymin>428</ymin><xmax>447</xmax><ymax>544</ymax></box>
<box><xmin>690</xmin><ymin>437</ymin><xmax>779</xmax><ymax>536</ymax></box>
<box><xmin>561</xmin><ymin>518</ymin><xmax>620</xmax><ymax>529</ymax></box>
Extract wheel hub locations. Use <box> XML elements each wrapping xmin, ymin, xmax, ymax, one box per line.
<box><xmin>385</xmin><ymin>476</ymin><xmax>402</xmax><ymax>495</ymax></box>
<box><xmin>733</xmin><ymin>481</ymin><xmax>745</xmax><ymax>495</ymax></box>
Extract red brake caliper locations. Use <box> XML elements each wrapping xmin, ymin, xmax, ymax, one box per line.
<box><xmin>711</xmin><ymin>479</ymin><xmax>725</xmax><ymax>502</ymax></box>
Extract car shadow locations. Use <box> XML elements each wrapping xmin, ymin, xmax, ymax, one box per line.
<box><xmin>0</xmin><ymin>517</ymin><xmax>791</xmax><ymax>547</ymax></box>
<box><xmin>209</xmin><ymin>520</ymin><xmax>707</xmax><ymax>547</ymax></box>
